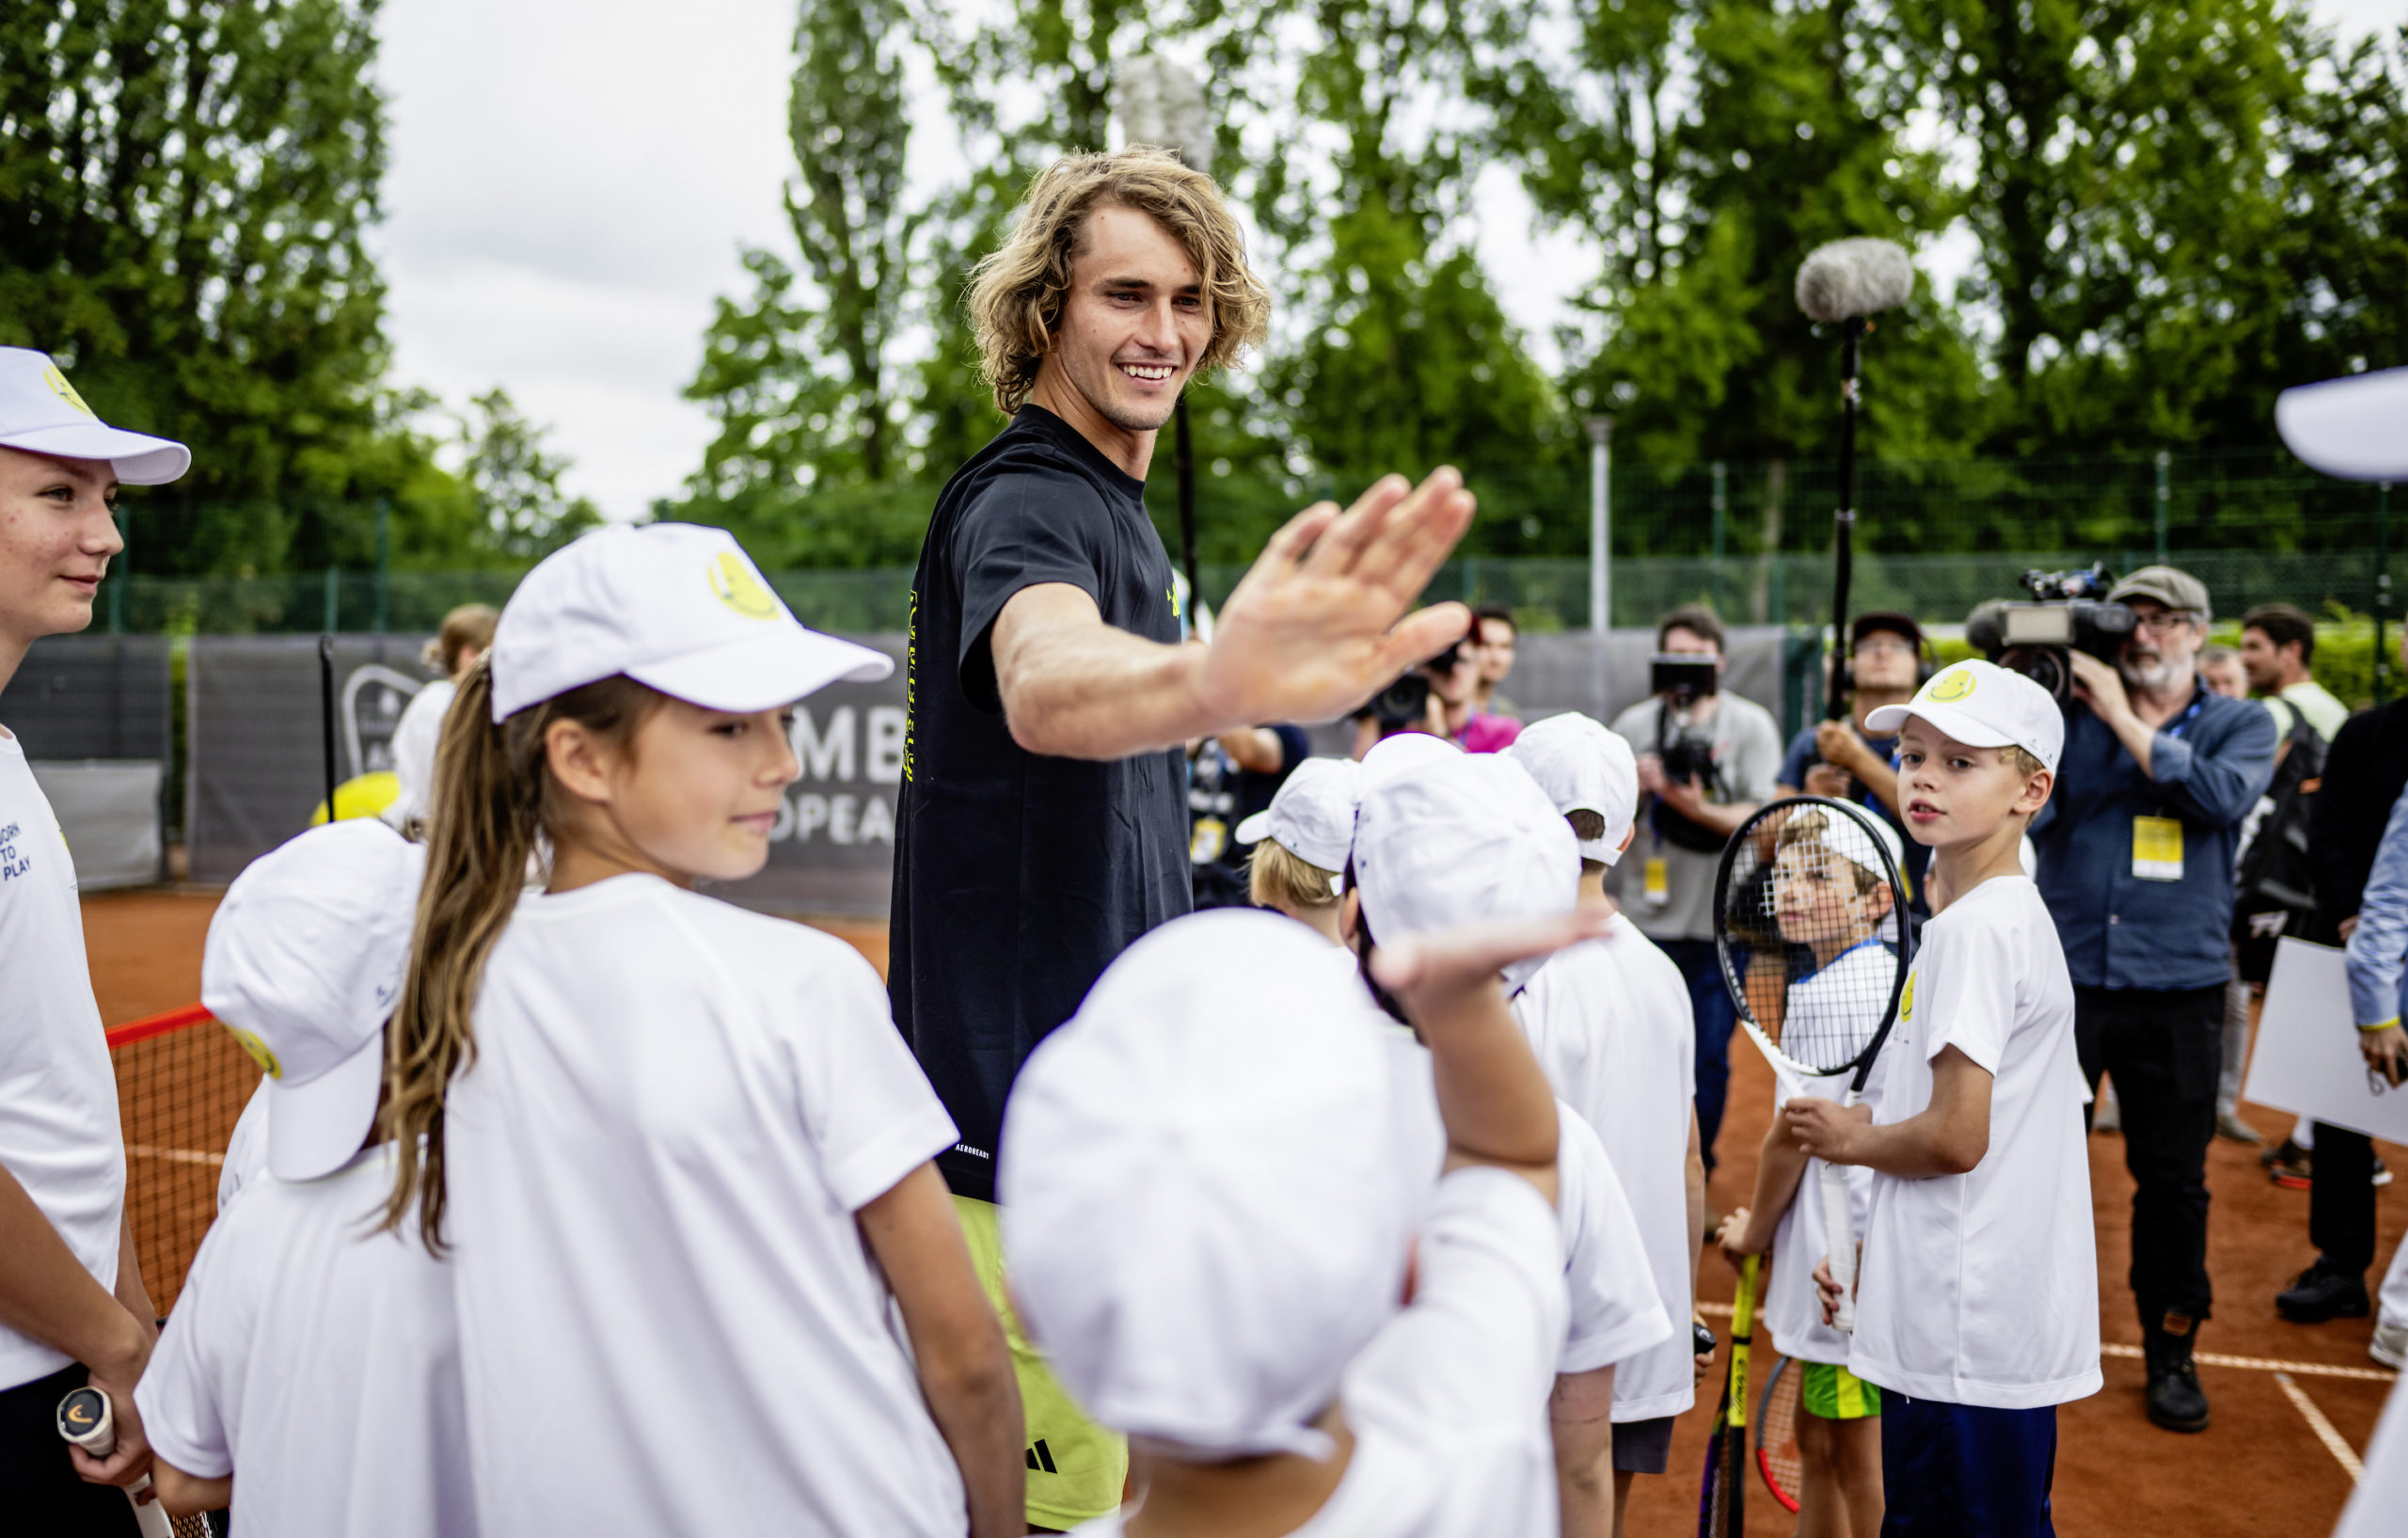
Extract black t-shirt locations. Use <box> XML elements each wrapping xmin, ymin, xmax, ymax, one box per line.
<box><xmin>889</xmin><ymin>406</ymin><xmax>1190</xmax><ymax>1200</ymax></box>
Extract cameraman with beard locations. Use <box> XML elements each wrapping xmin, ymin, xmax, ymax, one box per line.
<box><xmin>1609</xmin><ymin>604</ymin><xmax>1782</xmax><ymax>1172</ymax></box>
<box><xmin>2033</xmin><ymin>566</ymin><xmax>2275</xmax><ymax>1436</ymax></box>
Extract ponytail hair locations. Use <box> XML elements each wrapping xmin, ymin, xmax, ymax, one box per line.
<box><xmin>382</xmin><ymin>659</ymin><xmax>665</xmax><ymax>1251</ymax></box>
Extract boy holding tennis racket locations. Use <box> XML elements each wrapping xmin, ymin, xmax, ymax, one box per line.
<box><xmin>1789</xmin><ymin>660</ymin><xmax>2101</xmax><ymax>1535</ymax></box>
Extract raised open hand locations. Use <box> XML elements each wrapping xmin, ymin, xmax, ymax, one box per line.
<box><xmin>1196</xmin><ymin>468</ymin><xmax>1478</xmax><ymax>727</ymax></box>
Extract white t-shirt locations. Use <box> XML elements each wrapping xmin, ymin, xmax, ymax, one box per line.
<box><xmin>135</xmin><ymin>1144</ymin><xmax>473</xmax><ymax>1537</ymax></box>
<box><xmin>2337</xmin><ymin>1371</ymin><xmax>2408</xmax><ymax>1538</ymax></box>
<box><xmin>382</xmin><ymin>677</ymin><xmax>454</xmax><ymax>830</ymax></box>
<box><xmin>1761</xmin><ymin>941</ymin><xmax>1891</xmax><ymax>1368</ymax></box>
<box><xmin>1072</xmin><ymin>1167</ymin><xmax>1568</xmax><ymax>1538</ymax></box>
<box><xmin>217</xmin><ymin>1079</ymin><xmax>271</xmax><ymax>1212</ymax></box>
<box><xmin>1382</xmin><ymin>1033</ymin><xmax>1671</xmax><ymax>1376</ymax></box>
<box><xmin>1513</xmin><ymin>921</ymin><xmax>1697</xmax><ymax>1419</ymax></box>
<box><xmin>445</xmin><ymin>874</ymin><xmax>965</xmax><ymax>1536</ymax></box>
<box><xmin>1848</xmin><ymin>876</ymin><xmax>2101</xmax><ymax>1409</ymax></box>
<box><xmin>0</xmin><ymin>734</ymin><xmax>126</xmax><ymax>1390</ymax></box>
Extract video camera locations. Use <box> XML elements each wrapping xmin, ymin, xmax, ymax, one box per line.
<box><xmin>1964</xmin><ymin>563</ymin><xmax>2136</xmax><ymax>703</ymax></box>
<box><xmin>1648</xmin><ymin>654</ymin><xmax>1726</xmax><ymax>851</ymax></box>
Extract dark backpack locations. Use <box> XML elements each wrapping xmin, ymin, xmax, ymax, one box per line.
<box><xmin>2231</xmin><ymin>704</ymin><xmax>2328</xmax><ymax>983</ymax></box>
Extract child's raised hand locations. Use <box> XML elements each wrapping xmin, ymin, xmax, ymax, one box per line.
<box><xmin>1369</xmin><ymin>910</ymin><xmax>1610</xmax><ymax>1026</ymax></box>
<box><xmin>1783</xmin><ymin>1097</ymin><xmax>1875</xmax><ymax>1165</ymax></box>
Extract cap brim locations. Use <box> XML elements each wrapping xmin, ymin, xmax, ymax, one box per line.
<box><xmin>1861</xmin><ymin>700</ymin><xmax>2017</xmax><ymax>749</ymax></box>
<box><xmin>1234</xmin><ymin>811</ymin><xmax>1274</xmax><ymax>846</ymax></box>
<box><xmin>0</xmin><ymin>422</ymin><xmax>192</xmax><ymax>485</ymax></box>
<box><xmin>264</xmin><ymin>1034</ymin><xmax>385</xmax><ymax>1181</ymax></box>
<box><xmin>2277</xmin><ymin>368</ymin><xmax>2408</xmax><ymax>481</ymax></box>
<box><xmin>630</xmin><ymin>627</ymin><xmax>894</xmax><ymax>714</ymax></box>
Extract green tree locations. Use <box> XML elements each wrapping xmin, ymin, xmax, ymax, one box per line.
<box><xmin>0</xmin><ymin>0</ymin><xmax>405</xmax><ymax>576</ymax></box>
<box><xmin>457</xmin><ymin>388</ymin><xmax>597</xmax><ymax>561</ymax></box>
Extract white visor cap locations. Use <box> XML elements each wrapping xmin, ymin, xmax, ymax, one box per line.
<box><xmin>1782</xmin><ymin>800</ymin><xmax>1906</xmax><ymax>885</ymax></box>
<box><xmin>1233</xmin><ymin>756</ymin><xmax>1361</xmax><ymax>875</ymax></box>
<box><xmin>1002</xmin><ymin>910</ymin><xmax>1410</xmax><ymax>1462</ymax></box>
<box><xmin>1353</xmin><ymin>752</ymin><xmax>1581</xmax><ymax>991</ymax></box>
<box><xmin>0</xmin><ymin>348</ymin><xmax>190</xmax><ymax>485</ymax></box>
<box><xmin>200</xmin><ymin>820</ymin><xmax>426</xmax><ymax>1181</ymax></box>
<box><xmin>1507</xmin><ymin>712</ymin><xmax>1640</xmax><ymax>864</ymax></box>
<box><xmin>489</xmin><ymin>523</ymin><xmax>892</xmax><ymax>721</ymax></box>
<box><xmin>1863</xmin><ymin>659</ymin><xmax>2064</xmax><ymax>773</ymax></box>
<box><xmin>2276</xmin><ymin>366</ymin><xmax>2408</xmax><ymax>481</ymax></box>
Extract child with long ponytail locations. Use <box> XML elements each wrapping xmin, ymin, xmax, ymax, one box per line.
<box><xmin>383</xmin><ymin>524</ymin><xmax>1022</xmax><ymax>1536</ymax></box>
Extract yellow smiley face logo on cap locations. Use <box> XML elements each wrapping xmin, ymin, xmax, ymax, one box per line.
<box><xmin>1926</xmin><ymin>666</ymin><xmax>1977</xmax><ymax>703</ymax></box>
<box><xmin>41</xmin><ymin>365</ymin><xmax>95</xmax><ymax>419</ymax></box>
<box><xmin>224</xmin><ymin>1025</ymin><xmax>282</xmax><ymax>1080</ymax></box>
<box><xmin>708</xmin><ymin>552</ymin><xmax>780</xmax><ymax>621</ymax></box>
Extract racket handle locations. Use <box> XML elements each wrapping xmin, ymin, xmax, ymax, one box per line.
<box><xmin>1819</xmin><ymin>1159</ymin><xmax>1859</xmax><ymax>1334</ymax></box>
<box><xmin>58</xmin><ymin>1387</ymin><xmax>174</xmax><ymax>1538</ymax></box>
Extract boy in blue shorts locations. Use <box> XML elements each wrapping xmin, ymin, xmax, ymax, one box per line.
<box><xmin>1789</xmin><ymin>660</ymin><xmax>2101</xmax><ymax>1535</ymax></box>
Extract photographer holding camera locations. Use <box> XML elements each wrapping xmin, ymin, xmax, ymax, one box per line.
<box><xmin>2030</xmin><ymin>566</ymin><xmax>2276</xmax><ymax>1435</ymax></box>
<box><xmin>1608</xmin><ymin>604</ymin><xmax>1782</xmax><ymax>1170</ymax></box>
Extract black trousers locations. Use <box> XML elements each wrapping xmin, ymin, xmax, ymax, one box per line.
<box><xmin>2076</xmin><ymin>985</ymin><xmax>2225</xmax><ymax>1324</ymax></box>
<box><xmin>2310</xmin><ymin>1121</ymin><xmax>2379</xmax><ymax>1275</ymax></box>
<box><xmin>0</xmin><ymin>1361</ymin><xmax>141</xmax><ymax>1535</ymax></box>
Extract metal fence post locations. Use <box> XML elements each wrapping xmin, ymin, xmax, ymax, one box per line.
<box><xmin>2154</xmin><ymin>450</ymin><xmax>2171</xmax><ymax>565</ymax></box>
<box><xmin>1587</xmin><ymin>417</ymin><xmax>1614</xmax><ymax>633</ymax></box>
<box><xmin>373</xmin><ymin>498</ymin><xmax>390</xmax><ymax>634</ymax></box>
<box><xmin>1711</xmin><ymin>461</ymin><xmax>1727</xmax><ymax>617</ymax></box>
<box><xmin>323</xmin><ymin>567</ymin><xmax>339</xmax><ymax>633</ymax></box>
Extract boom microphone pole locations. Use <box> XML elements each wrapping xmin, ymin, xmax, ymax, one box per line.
<box><xmin>1796</xmin><ymin>238</ymin><xmax>1914</xmax><ymax>723</ymax></box>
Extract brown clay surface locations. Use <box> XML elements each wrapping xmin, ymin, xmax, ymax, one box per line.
<box><xmin>82</xmin><ymin>898</ymin><xmax>2401</xmax><ymax>1530</ymax></box>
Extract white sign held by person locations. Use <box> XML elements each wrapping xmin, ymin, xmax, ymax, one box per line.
<box><xmin>2242</xmin><ymin>938</ymin><xmax>2408</xmax><ymax>1143</ymax></box>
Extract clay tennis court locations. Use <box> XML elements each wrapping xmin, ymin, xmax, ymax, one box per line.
<box><xmin>86</xmin><ymin>891</ymin><xmax>2397</xmax><ymax>1534</ymax></box>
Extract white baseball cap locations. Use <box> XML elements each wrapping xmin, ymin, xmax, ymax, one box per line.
<box><xmin>1352</xmin><ymin>752</ymin><xmax>1580</xmax><ymax>991</ymax></box>
<box><xmin>1782</xmin><ymin>800</ymin><xmax>1906</xmax><ymax>884</ymax></box>
<box><xmin>0</xmin><ymin>348</ymin><xmax>189</xmax><ymax>484</ymax></box>
<box><xmin>1357</xmin><ymin>729</ymin><xmax>1460</xmax><ymax>788</ymax></box>
<box><xmin>2276</xmin><ymin>366</ymin><xmax>2408</xmax><ymax>481</ymax></box>
<box><xmin>489</xmin><ymin>523</ymin><xmax>892</xmax><ymax>721</ymax></box>
<box><xmin>201</xmin><ymin>820</ymin><xmax>426</xmax><ymax>1181</ymax></box>
<box><xmin>1234</xmin><ymin>757</ymin><xmax>1360</xmax><ymax>874</ymax></box>
<box><xmin>1001</xmin><ymin>909</ymin><xmax>1411</xmax><ymax>1461</ymax></box>
<box><xmin>1507</xmin><ymin>712</ymin><xmax>1640</xmax><ymax>864</ymax></box>
<box><xmin>1864</xmin><ymin>658</ymin><xmax>2064</xmax><ymax>773</ymax></box>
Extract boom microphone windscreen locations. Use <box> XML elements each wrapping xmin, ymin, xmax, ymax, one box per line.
<box><xmin>1795</xmin><ymin>238</ymin><xmax>1915</xmax><ymax>325</ymax></box>
<box><xmin>2275</xmin><ymin>367</ymin><xmax>2408</xmax><ymax>482</ymax></box>
<box><xmin>1117</xmin><ymin>56</ymin><xmax>1213</xmax><ymax>175</ymax></box>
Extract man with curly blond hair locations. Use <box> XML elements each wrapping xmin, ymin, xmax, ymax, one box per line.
<box><xmin>888</xmin><ymin>146</ymin><xmax>1481</xmax><ymax>1530</ymax></box>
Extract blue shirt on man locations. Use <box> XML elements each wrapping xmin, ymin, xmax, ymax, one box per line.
<box><xmin>2034</xmin><ymin>678</ymin><xmax>2276</xmax><ymax>992</ymax></box>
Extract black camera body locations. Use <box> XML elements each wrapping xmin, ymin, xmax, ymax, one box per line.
<box><xmin>1647</xmin><ymin>655</ymin><xmax>1729</xmax><ymax>852</ymax></box>
<box><xmin>1965</xmin><ymin>563</ymin><xmax>2137</xmax><ymax>702</ymax></box>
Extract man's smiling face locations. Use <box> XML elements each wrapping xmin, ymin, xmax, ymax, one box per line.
<box><xmin>1041</xmin><ymin>202</ymin><xmax>1211</xmax><ymax>436</ymax></box>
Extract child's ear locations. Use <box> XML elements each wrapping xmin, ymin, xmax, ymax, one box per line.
<box><xmin>1339</xmin><ymin>888</ymin><xmax>1362</xmax><ymax>944</ymax></box>
<box><xmin>2017</xmin><ymin>768</ymin><xmax>2055</xmax><ymax>817</ymax></box>
<box><xmin>544</xmin><ymin>718</ymin><xmax>618</xmax><ymax>806</ymax></box>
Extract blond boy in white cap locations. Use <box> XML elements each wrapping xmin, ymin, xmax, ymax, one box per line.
<box><xmin>0</xmin><ymin>347</ymin><xmax>187</xmax><ymax>1530</ymax></box>
<box><xmin>1507</xmin><ymin>712</ymin><xmax>1707</xmax><ymax>1536</ymax></box>
<box><xmin>1235</xmin><ymin>756</ymin><xmax>1361</xmax><ymax>944</ymax></box>
<box><xmin>130</xmin><ymin>820</ymin><xmax>472</xmax><ymax>1535</ymax></box>
<box><xmin>1787</xmin><ymin>659</ymin><xmax>2100</xmax><ymax>1533</ymax></box>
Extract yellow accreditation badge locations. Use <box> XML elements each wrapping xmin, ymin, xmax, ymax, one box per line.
<box><xmin>2132</xmin><ymin>815</ymin><xmax>2184</xmax><ymax>881</ymax></box>
<box><xmin>1642</xmin><ymin>853</ymin><xmax>1671</xmax><ymax>907</ymax></box>
<box><xmin>1190</xmin><ymin>816</ymin><xmax>1227</xmax><ymax>865</ymax></box>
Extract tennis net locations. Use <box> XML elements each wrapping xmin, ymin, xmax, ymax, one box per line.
<box><xmin>107</xmin><ymin>1005</ymin><xmax>260</xmax><ymax>1313</ymax></box>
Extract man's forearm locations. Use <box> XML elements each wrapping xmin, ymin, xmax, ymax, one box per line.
<box><xmin>996</xmin><ymin>593</ymin><xmax>1218</xmax><ymax>759</ymax></box>
<box><xmin>0</xmin><ymin>1164</ymin><xmax>146</xmax><ymax>1372</ymax></box>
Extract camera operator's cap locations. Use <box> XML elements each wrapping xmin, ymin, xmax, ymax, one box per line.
<box><xmin>2276</xmin><ymin>366</ymin><xmax>2408</xmax><ymax>481</ymax></box>
<box><xmin>1864</xmin><ymin>659</ymin><xmax>2065</xmax><ymax>773</ymax></box>
<box><xmin>201</xmin><ymin>820</ymin><xmax>425</xmax><ymax>1182</ymax></box>
<box><xmin>1354</xmin><ymin>752</ymin><xmax>1579</xmax><ymax>991</ymax></box>
<box><xmin>1850</xmin><ymin>610</ymin><xmax>1924</xmax><ymax>649</ymax></box>
<box><xmin>0</xmin><ymin>348</ymin><xmax>190</xmax><ymax>485</ymax></box>
<box><xmin>1234</xmin><ymin>756</ymin><xmax>1360</xmax><ymax>874</ymax></box>
<box><xmin>490</xmin><ymin>522</ymin><xmax>892</xmax><ymax>721</ymax></box>
<box><xmin>2106</xmin><ymin>565</ymin><xmax>2210</xmax><ymax>623</ymax></box>
<box><xmin>1002</xmin><ymin>909</ymin><xmax>1410</xmax><ymax>1463</ymax></box>
<box><xmin>1506</xmin><ymin>711</ymin><xmax>1640</xmax><ymax>864</ymax></box>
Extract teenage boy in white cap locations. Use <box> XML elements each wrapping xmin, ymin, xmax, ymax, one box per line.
<box><xmin>1004</xmin><ymin>893</ymin><xmax>1604</xmax><ymax>1538</ymax></box>
<box><xmin>1788</xmin><ymin>660</ymin><xmax>2101</xmax><ymax>1534</ymax></box>
<box><xmin>1508</xmin><ymin>712</ymin><xmax>1707</xmax><ymax>1537</ymax></box>
<box><xmin>0</xmin><ymin>346</ymin><xmax>187</xmax><ymax>1530</ymax></box>
<box><xmin>1345</xmin><ymin>748</ymin><xmax>1671</xmax><ymax>1538</ymax></box>
<box><xmin>127</xmin><ymin>821</ymin><xmax>473</xmax><ymax>1535</ymax></box>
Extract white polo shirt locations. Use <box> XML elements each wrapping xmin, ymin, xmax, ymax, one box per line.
<box><xmin>445</xmin><ymin>875</ymin><xmax>965</xmax><ymax>1535</ymax></box>
<box><xmin>0</xmin><ymin>734</ymin><xmax>126</xmax><ymax>1390</ymax></box>
<box><xmin>135</xmin><ymin>1144</ymin><xmax>473</xmax><ymax>1537</ymax></box>
<box><xmin>1849</xmin><ymin>875</ymin><xmax>2102</xmax><ymax>1409</ymax></box>
<box><xmin>1514</xmin><ymin>921</ymin><xmax>1698</xmax><ymax>1420</ymax></box>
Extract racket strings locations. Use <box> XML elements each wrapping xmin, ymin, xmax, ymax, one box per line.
<box><xmin>1719</xmin><ymin>802</ymin><xmax>1904</xmax><ymax>1077</ymax></box>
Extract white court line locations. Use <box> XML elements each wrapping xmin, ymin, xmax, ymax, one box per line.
<box><xmin>127</xmin><ymin>1145</ymin><xmax>223</xmax><ymax>1168</ymax></box>
<box><xmin>2274</xmin><ymin>1371</ymin><xmax>2365</xmax><ymax>1481</ymax></box>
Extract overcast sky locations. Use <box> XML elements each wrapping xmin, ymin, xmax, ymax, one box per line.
<box><xmin>375</xmin><ymin>0</ymin><xmax>2403</xmax><ymax>519</ymax></box>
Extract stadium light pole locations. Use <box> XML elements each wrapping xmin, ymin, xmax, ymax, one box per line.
<box><xmin>1587</xmin><ymin>416</ymin><xmax>1613</xmax><ymax>635</ymax></box>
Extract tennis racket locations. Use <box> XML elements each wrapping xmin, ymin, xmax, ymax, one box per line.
<box><xmin>1712</xmin><ymin>796</ymin><xmax>1911</xmax><ymax>1333</ymax></box>
<box><xmin>1697</xmin><ymin>1254</ymin><xmax>1758</xmax><ymax>1538</ymax></box>
<box><xmin>56</xmin><ymin>1385</ymin><xmax>175</xmax><ymax>1538</ymax></box>
<box><xmin>1754</xmin><ymin>1354</ymin><xmax>1803</xmax><ymax>1514</ymax></box>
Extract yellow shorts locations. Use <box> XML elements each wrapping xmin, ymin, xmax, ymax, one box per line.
<box><xmin>1800</xmin><ymin>1359</ymin><xmax>1882</xmax><ymax>1420</ymax></box>
<box><xmin>952</xmin><ymin>1195</ymin><xmax>1127</xmax><ymax>1529</ymax></box>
